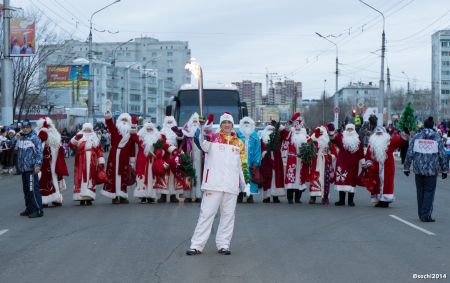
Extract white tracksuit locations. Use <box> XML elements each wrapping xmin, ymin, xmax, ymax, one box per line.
<box><xmin>189</xmin><ymin>132</ymin><xmax>246</xmax><ymax>251</ymax></box>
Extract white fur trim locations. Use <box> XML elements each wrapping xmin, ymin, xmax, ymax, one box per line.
<box><xmin>335</xmin><ymin>185</ymin><xmax>355</xmax><ymax>193</ymax></box>
<box><xmin>168</xmin><ymin>146</ymin><xmax>177</xmax><ymax>154</ymax></box>
<box><xmin>42</xmin><ymin>192</ymin><xmax>62</xmax><ymax>205</ymax></box>
<box><xmin>98</xmin><ymin>157</ymin><xmax>105</xmax><ymax>164</ymax></box>
<box><xmin>118</xmin><ymin>113</ymin><xmax>132</xmax><ymax>123</ymax></box>
<box><xmin>379</xmin><ymin>194</ymin><xmax>395</xmax><ymax>202</ymax></box>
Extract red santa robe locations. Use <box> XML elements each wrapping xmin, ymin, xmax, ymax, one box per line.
<box><xmin>332</xmin><ymin>132</ymin><xmax>364</xmax><ymax>193</ymax></box>
<box><xmin>158</xmin><ymin>116</ymin><xmax>184</xmax><ymax>196</ymax></box>
<box><xmin>132</xmin><ymin>125</ymin><xmax>164</xmax><ymax>199</ymax></box>
<box><xmin>284</xmin><ymin>128</ymin><xmax>310</xmax><ymax>191</ymax></box>
<box><xmin>37</xmin><ymin>123</ymin><xmax>69</xmax><ymax>205</ymax></box>
<box><xmin>365</xmin><ymin>133</ymin><xmax>407</xmax><ymax>203</ymax></box>
<box><xmin>70</xmin><ymin>131</ymin><xmax>105</xmax><ymax>201</ymax></box>
<box><xmin>101</xmin><ymin>114</ymin><xmax>136</xmax><ymax>199</ymax></box>
<box><xmin>309</xmin><ymin>127</ymin><xmax>335</xmax><ymax>200</ymax></box>
<box><xmin>260</xmin><ymin>127</ymin><xmax>285</xmax><ymax>197</ymax></box>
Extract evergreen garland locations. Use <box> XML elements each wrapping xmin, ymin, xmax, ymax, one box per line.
<box><xmin>179</xmin><ymin>152</ymin><xmax>197</xmax><ymax>186</ymax></box>
<box><xmin>298</xmin><ymin>141</ymin><xmax>317</xmax><ymax>165</ymax></box>
<box><xmin>398</xmin><ymin>102</ymin><xmax>417</xmax><ymax>132</ymax></box>
<box><xmin>266</xmin><ymin>122</ymin><xmax>281</xmax><ymax>152</ymax></box>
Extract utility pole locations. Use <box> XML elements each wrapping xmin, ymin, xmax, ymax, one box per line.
<box><xmin>322</xmin><ymin>79</ymin><xmax>327</xmax><ymax>124</ymax></box>
<box><xmin>1</xmin><ymin>0</ymin><xmax>13</xmax><ymax>125</ymax></box>
<box><xmin>359</xmin><ymin>0</ymin><xmax>385</xmax><ymax>126</ymax></box>
<box><xmin>315</xmin><ymin>32</ymin><xmax>339</xmax><ymax>127</ymax></box>
<box><xmin>386</xmin><ymin>67</ymin><xmax>391</xmax><ymax>124</ymax></box>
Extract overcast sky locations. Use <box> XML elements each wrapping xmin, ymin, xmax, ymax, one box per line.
<box><xmin>12</xmin><ymin>0</ymin><xmax>450</xmax><ymax>99</ymax></box>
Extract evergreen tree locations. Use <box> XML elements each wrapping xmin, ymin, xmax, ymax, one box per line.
<box><xmin>398</xmin><ymin>102</ymin><xmax>417</xmax><ymax>132</ymax></box>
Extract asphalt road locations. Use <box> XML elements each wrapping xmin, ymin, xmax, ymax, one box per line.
<box><xmin>0</xmin><ymin>157</ymin><xmax>449</xmax><ymax>283</ymax></box>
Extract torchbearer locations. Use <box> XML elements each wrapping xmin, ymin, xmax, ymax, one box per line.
<box><xmin>186</xmin><ymin>112</ymin><xmax>250</xmax><ymax>255</ymax></box>
<box><xmin>330</xmin><ymin>123</ymin><xmax>364</xmax><ymax>206</ymax></box>
<box><xmin>36</xmin><ymin>117</ymin><xmax>69</xmax><ymax>207</ymax></box>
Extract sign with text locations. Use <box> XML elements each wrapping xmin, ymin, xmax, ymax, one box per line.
<box><xmin>10</xmin><ymin>17</ymin><xmax>36</xmax><ymax>56</ymax></box>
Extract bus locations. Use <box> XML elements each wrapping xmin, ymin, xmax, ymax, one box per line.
<box><xmin>167</xmin><ymin>84</ymin><xmax>248</xmax><ymax>126</ymax></box>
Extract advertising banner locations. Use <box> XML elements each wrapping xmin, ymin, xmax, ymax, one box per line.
<box><xmin>10</xmin><ymin>17</ymin><xmax>36</xmax><ymax>56</ymax></box>
<box><xmin>47</xmin><ymin>65</ymin><xmax>90</xmax><ymax>105</ymax></box>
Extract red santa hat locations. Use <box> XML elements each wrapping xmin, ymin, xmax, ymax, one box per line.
<box><xmin>327</xmin><ymin>123</ymin><xmax>335</xmax><ymax>135</ymax></box>
<box><xmin>219</xmin><ymin>112</ymin><xmax>234</xmax><ymax>125</ymax></box>
<box><xmin>36</xmin><ymin>116</ymin><xmax>53</xmax><ymax>129</ymax></box>
<box><xmin>290</xmin><ymin>112</ymin><xmax>301</xmax><ymax>123</ymax></box>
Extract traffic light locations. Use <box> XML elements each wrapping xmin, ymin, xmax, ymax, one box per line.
<box><xmin>352</xmin><ymin>109</ymin><xmax>356</xmax><ymax>117</ymax></box>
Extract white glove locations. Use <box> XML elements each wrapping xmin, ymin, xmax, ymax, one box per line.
<box><xmin>105</xmin><ymin>99</ymin><xmax>112</xmax><ymax>118</ymax></box>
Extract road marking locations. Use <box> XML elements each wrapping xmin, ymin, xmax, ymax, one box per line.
<box><xmin>0</xmin><ymin>229</ymin><xmax>8</xmax><ymax>236</ymax></box>
<box><xmin>389</xmin><ymin>215</ymin><xmax>435</xmax><ymax>236</ymax></box>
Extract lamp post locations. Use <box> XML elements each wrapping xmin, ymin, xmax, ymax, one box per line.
<box><xmin>401</xmin><ymin>71</ymin><xmax>410</xmax><ymax>95</ymax></box>
<box><xmin>88</xmin><ymin>0</ymin><xmax>120</xmax><ymax>123</ymax></box>
<box><xmin>359</xmin><ymin>0</ymin><xmax>385</xmax><ymax>126</ymax></box>
<box><xmin>315</xmin><ymin>32</ymin><xmax>339</xmax><ymax>127</ymax></box>
<box><xmin>322</xmin><ymin>79</ymin><xmax>327</xmax><ymax>124</ymax></box>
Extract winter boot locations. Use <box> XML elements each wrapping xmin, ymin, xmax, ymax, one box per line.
<box><xmin>247</xmin><ymin>195</ymin><xmax>254</xmax><ymax>203</ymax></box>
<box><xmin>348</xmin><ymin>192</ymin><xmax>355</xmax><ymax>207</ymax></box>
<box><xmin>112</xmin><ymin>197</ymin><xmax>120</xmax><ymax>204</ymax></box>
<box><xmin>119</xmin><ymin>197</ymin><xmax>129</xmax><ymax>204</ymax></box>
<box><xmin>286</xmin><ymin>189</ymin><xmax>294</xmax><ymax>204</ymax></box>
<box><xmin>170</xmin><ymin>195</ymin><xmax>179</xmax><ymax>203</ymax></box>
<box><xmin>157</xmin><ymin>194</ymin><xmax>167</xmax><ymax>203</ymax></box>
<box><xmin>263</xmin><ymin>197</ymin><xmax>270</xmax><ymax>203</ymax></box>
<box><xmin>272</xmin><ymin>196</ymin><xmax>280</xmax><ymax>203</ymax></box>
<box><xmin>237</xmin><ymin>192</ymin><xmax>244</xmax><ymax>203</ymax></box>
<box><xmin>309</xmin><ymin>196</ymin><xmax>316</xmax><ymax>204</ymax></box>
<box><xmin>184</xmin><ymin>198</ymin><xmax>193</xmax><ymax>203</ymax></box>
<box><xmin>335</xmin><ymin>191</ymin><xmax>346</xmax><ymax>206</ymax></box>
<box><xmin>295</xmin><ymin>190</ymin><xmax>303</xmax><ymax>203</ymax></box>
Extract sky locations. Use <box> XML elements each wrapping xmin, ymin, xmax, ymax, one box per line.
<box><xmin>11</xmin><ymin>0</ymin><xmax>450</xmax><ymax>99</ymax></box>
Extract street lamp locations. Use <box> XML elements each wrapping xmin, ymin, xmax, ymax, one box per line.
<box><xmin>316</xmin><ymin>32</ymin><xmax>339</xmax><ymax>127</ymax></box>
<box><xmin>87</xmin><ymin>0</ymin><xmax>121</xmax><ymax>123</ymax></box>
<box><xmin>401</xmin><ymin>71</ymin><xmax>410</xmax><ymax>95</ymax></box>
<box><xmin>322</xmin><ymin>79</ymin><xmax>327</xmax><ymax>124</ymax></box>
<box><xmin>359</xmin><ymin>0</ymin><xmax>385</xmax><ymax>126</ymax></box>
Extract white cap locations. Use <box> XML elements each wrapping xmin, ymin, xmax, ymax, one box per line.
<box><xmin>219</xmin><ymin>112</ymin><xmax>234</xmax><ymax>125</ymax></box>
<box><xmin>345</xmin><ymin>123</ymin><xmax>355</xmax><ymax>131</ymax></box>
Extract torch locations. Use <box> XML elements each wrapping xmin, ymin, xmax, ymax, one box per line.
<box><xmin>185</xmin><ymin>58</ymin><xmax>204</xmax><ymax>118</ymax></box>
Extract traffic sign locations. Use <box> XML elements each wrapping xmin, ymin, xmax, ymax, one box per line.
<box><xmin>333</xmin><ymin>107</ymin><xmax>340</xmax><ymax>113</ymax></box>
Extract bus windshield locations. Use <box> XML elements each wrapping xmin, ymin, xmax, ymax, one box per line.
<box><xmin>176</xmin><ymin>89</ymin><xmax>240</xmax><ymax>126</ymax></box>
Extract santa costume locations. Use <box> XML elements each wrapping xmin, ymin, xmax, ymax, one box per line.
<box><xmin>170</xmin><ymin>112</ymin><xmax>204</xmax><ymax>203</ymax></box>
<box><xmin>236</xmin><ymin>117</ymin><xmax>262</xmax><ymax>203</ymax></box>
<box><xmin>70</xmin><ymin>123</ymin><xmax>105</xmax><ymax>205</ymax></box>
<box><xmin>364</xmin><ymin>126</ymin><xmax>408</xmax><ymax>207</ymax></box>
<box><xmin>309</xmin><ymin>126</ymin><xmax>335</xmax><ymax>205</ymax></box>
<box><xmin>283</xmin><ymin>116</ymin><xmax>311</xmax><ymax>204</ymax></box>
<box><xmin>131</xmin><ymin>122</ymin><xmax>164</xmax><ymax>203</ymax></box>
<box><xmin>331</xmin><ymin>123</ymin><xmax>364</xmax><ymax>206</ymax></box>
<box><xmin>36</xmin><ymin>117</ymin><xmax>69</xmax><ymax>207</ymax></box>
<box><xmin>158</xmin><ymin>115</ymin><xmax>184</xmax><ymax>203</ymax></box>
<box><xmin>102</xmin><ymin>111</ymin><xmax>136</xmax><ymax>204</ymax></box>
<box><xmin>260</xmin><ymin>125</ymin><xmax>285</xmax><ymax>203</ymax></box>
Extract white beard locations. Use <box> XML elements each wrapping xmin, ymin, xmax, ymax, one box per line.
<box><xmin>161</xmin><ymin>126</ymin><xmax>177</xmax><ymax>146</ymax></box>
<box><xmin>44</xmin><ymin>128</ymin><xmax>61</xmax><ymax>148</ymax></box>
<box><xmin>342</xmin><ymin>131</ymin><xmax>360</xmax><ymax>153</ymax></box>
<box><xmin>240</xmin><ymin>124</ymin><xmax>254</xmax><ymax>138</ymax></box>
<box><xmin>80</xmin><ymin>132</ymin><xmax>99</xmax><ymax>149</ymax></box>
<box><xmin>369</xmin><ymin>133</ymin><xmax>390</xmax><ymax>163</ymax></box>
<box><xmin>139</xmin><ymin>130</ymin><xmax>161</xmax><ymax>156</ymax></box>
<box><xmin>116</xmin><ymin>121</ymin><xmax>131</xmax><ymax>137</ymax></box>
<box><xmin>314</xmin><ymin>134</ymin><xmax>330</xmax><ymax>151</ymax></box>
<box><xmin>261</xmin><ymin>130</ymin><xmax>273</xmax><ymax>144</ymax></box>
<box><xmin>183</xmin><ymin>122</ymin><xmax>199</xmax><ymax>138</ymax></box>
<box><xmin>291</xmin><ymin>129</ymin><xmax>308</xmax><ymax>149</ymax></box>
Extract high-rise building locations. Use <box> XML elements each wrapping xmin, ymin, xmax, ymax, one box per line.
<box><xmin>266</xmin><ymin>80</ymin><xmax>302</xmax><ymax>113</ymax></box>
<box><xmin>336</xmin><ymin>81</ymin><xmax>379</xmax><ymax>108</ymax></box>
<box><xmin>432</xmin><ymin>30</ymin><xmax>450</xmax><ymax>119</ymax></box>
<box><xmin>232</xmin><ymin>80</ymin><xmax>262</xmax><ymax>119</ymax></box>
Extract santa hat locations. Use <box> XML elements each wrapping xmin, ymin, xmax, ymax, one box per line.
<box><xmin>239</xmin><ymin>116</ymin><xmax>255</xmax><ymax>126</ymax></box>
<box><xmin>219</xmin><ymin>112</ymin><xmax>234</xmax><ymax>125</ymax></box>
<box><xmin>290</xmin><ymin>112</ymin><xmax>301</xmax><ymax>123</ymax></box>
<box><xmin>36</xmin><ymin>117</ymin><xmax>53</xmax><ymax>129</ymax></box>
<box><xmin>374</xmin><ymin>126</ymin><xmax>386</xmax><ymax>134</ymax></box>
<box><xmin>164</xmin><ymin>115</ymin><xmax>177</xmax><ymax>127</ymax></box>
<box><xmin>117</xmin><ymin>113</ymin><xmax>132</xmax><ymax>123</ymax></box>
<box><xmin>327</xmin><ymin>123</ymin><xmax>335</xmax><ymax>135</ymax></box>
<box><xmin>345</xmin><ymin>123</ymin><xmax>356</xmax><ymax>131</ymax></box>
<box><xmin>82</xmin><ymin>123</ymin><xmax>94</xmax><ymax>132</ymax></box>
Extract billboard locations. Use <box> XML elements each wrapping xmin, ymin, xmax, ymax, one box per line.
<box><xmin>47</xmin><ymin>65</ymin><xmax>90</xmax><ymax>105</ymax></box>
<box><xmin>10</xmin><ymin>17</ymin><xmax>36</xmax><ymax>56</ymax></box>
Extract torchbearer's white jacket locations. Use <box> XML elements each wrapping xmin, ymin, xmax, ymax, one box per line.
<box><xmin>200</xmin><ymin>130</ymin><xmax>249</xmax><ymax>195</ymax></box>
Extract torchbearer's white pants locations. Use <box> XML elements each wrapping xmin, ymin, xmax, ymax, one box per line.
<box><xmin>190</xmin><ymin>190</ymin><xmax>237</xmax><ymax>251</ymax></box>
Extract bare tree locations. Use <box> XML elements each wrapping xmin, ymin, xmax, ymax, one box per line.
<box><xmin>12</xmin><ymin>11</ymin><xmax>72</xmax><ymax>122</ymax></box>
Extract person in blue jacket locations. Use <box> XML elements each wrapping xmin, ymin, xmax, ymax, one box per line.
<box><xmin>236</xmin><ymin>117</ymin><xmax>262</xmax><ymax>203</ymax></box>
<box><xmin>404</xmin><ymin>117</ymin><xmax>448</xmax><ymax>222</ymax></box>
<box><xmin>15</xmin><ymin>120</ymin><xmax>44</xmax><ymax>218</ymax></box>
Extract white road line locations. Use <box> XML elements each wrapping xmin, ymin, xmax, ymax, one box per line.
<box><xmin>0</xmin><ymin>229</ymin><xmax>9</xmax><ymax>236</ymax></box>
<box><xmin>389</xmin><ymin>215</ymin><xmax>436</xmax><ymax>236</ymax></box>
